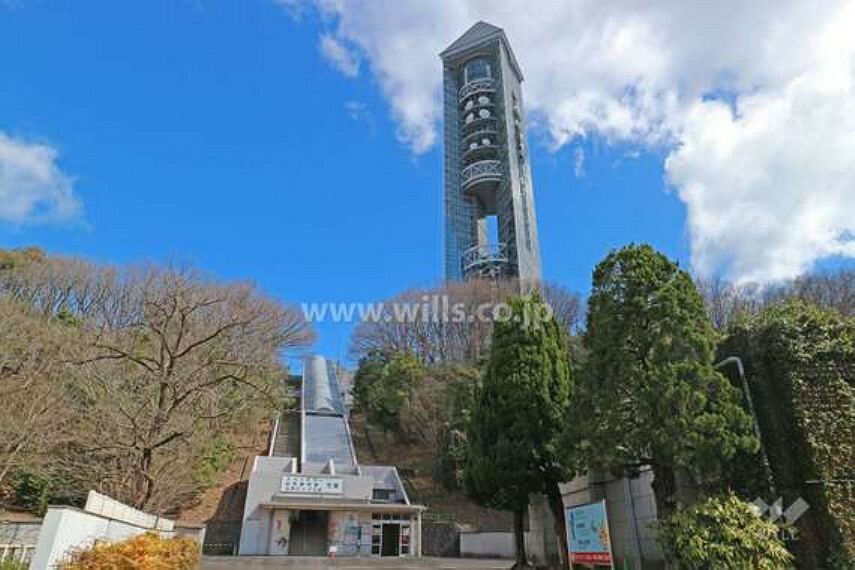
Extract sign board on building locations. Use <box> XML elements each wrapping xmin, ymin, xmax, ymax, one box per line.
<box><xmin>281</xmin><ymin>475</ymin><xmax>344</xmax><ymax>495</ymax></box>
<box><xmin>566</xmin><ymin>500</ymin><xmax>614</xmax><ymax>567</ymax></box>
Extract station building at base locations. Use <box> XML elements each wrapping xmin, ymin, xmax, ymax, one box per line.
<box><xmin>239</xmin><ymin>355</ymin><xmax>425</xmax><ymax>558</ymax></box>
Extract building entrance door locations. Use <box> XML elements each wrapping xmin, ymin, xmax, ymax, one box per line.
<box><xmin>288</xmin><ymin>510</ymin><xmax>329</xmax><ymax>556</ymax></box>
<box><xmin>381</xmin><ymin>524</ymin><xmax>400</xmax><ymax>557</ymax></box>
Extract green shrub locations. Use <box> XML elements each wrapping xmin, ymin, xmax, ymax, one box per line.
<box><xmin>720</xmin><ymin>300</ymin><xmax>855</xmax><ymax>567</ymax></box>
<box><xmin>658</xmin><ymin>493</ymin><xmax>793</xmax><ymax>570</ymax></box>
<box><xmin>11</xmin><ymin>466</ymin><xmax>53</xmax><ymax>514</ymax></box>
<box><xmin>431</xmin><ymin>365</ymin><xmax>478</xmax><ymax>489</ymax></box>
<box><xmin>0</xmin><ymin>560</ymin><xmax>28</xmax><ymax>570</ymax></box>
<box><xmin>353</xmin><ymin>351</ymin><xmax>424</xmax><ymax>433</ymax></box>
<box><xmin>59</xmin><ymin>532</ymin><xmax>200</xmax><ymax>569</ymax></box>
<box><xmin>192</xmin><ymin>435</ymin><xmax>236</xmax><ymax>488</ymax></box>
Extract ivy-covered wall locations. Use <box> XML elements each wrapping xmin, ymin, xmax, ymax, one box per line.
<box><xmin>720</xmin><ymin>301</ymin><xmax>855</xmax><ymax>569</ymax></box>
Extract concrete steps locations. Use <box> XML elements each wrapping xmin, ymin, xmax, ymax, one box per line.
<box><xmin>272</xmin><ymin>412</ymin><xmax>301</xmax><ymax>458</ymax></box>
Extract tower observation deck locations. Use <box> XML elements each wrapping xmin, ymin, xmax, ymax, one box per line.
<box><xmin>441</xmin><ymin>21</ymin><xmax>542</xmax><ymax>286</ymax></box>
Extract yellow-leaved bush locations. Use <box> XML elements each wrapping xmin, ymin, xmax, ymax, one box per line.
<box><xmin>59</xmin><ymin>533</ymin><xmax>200</xmax><ymax>570</ymax></box>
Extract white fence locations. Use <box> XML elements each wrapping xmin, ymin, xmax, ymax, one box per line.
<box><xmin>84</xmin><ymin>491</ymin><xmax>173</xmax><ymax>531</ymax></box>
<box><xmin>0</xmin><ymin>520</ymin><xmax>41</xmax><ymax>566</ymax></box>
<box><xmin>1</xmin><ymin>544</ymin><xmax>35</xmax><ymax>566</ymax></box>
<box><xmin>30</xmin><ymin>491</ymin><xmax>176</xmax><ymax>569</ymax></box>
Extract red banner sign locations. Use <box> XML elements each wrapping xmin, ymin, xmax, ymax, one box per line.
<box><xmin>571</xmin><ymin>551</ymin><xmax>614</xmax><ymax>565</ymax></box>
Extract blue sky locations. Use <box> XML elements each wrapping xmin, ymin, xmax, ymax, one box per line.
<box><xmin>0</xmin><ymin>0</ymin><xmax>740</xmax><ymax>361</ymax></box>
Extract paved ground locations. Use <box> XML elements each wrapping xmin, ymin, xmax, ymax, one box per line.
<box><xmin>202</xmin><ymin>556</ymin><xmax>513</xmax><ymax>569</ymax></box>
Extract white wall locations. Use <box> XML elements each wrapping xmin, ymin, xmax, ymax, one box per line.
<box><xmin>467</xmin><ymin>469</ymin><xmax>667</xmax><ymax>567</ymax></box>
<box><xmin>460</xmin><ymin>531</ymin><xmax>546</xmax><ymax>561</ymax></box>
<box><xmin>560</xmin><ymin>469</ymin><xmax>665</xmax><ymax>568</ymax></box>
<box><xmin>461</xmin><ymin>532</ymin><xmax>515</xmax><ymax>559</ymax></box>
<box><xmin>84</xmin><ymin>491</ymin><xmax>173</xmax><ymax>531</ymax></box>
<box><xmin>238</xmin><ymin>455</ymin><xmax>375</xmax><ymax>556</ymax></box>
<box><xmin>30</xmin><ymin>507</ymin><xmax>171</xmax><ymax>570</ymax></box>
<box><xmin>269</xmin><ymin>510</ymin><xmax>291</xmax><ymax>555</ymax></box>
<box><xmin>239</xmin><ymin>456</ymin><xmax>291</xmax><ymax>555</ymax></box>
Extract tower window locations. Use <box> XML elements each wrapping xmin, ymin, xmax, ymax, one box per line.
<box><xmin>464</xmin><ymin>58</ymin><xmax>491</xmax><ymax>83</ymax></box>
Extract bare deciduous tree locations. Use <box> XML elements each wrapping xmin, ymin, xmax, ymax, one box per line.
<box><xmin>694</xmin><ymin>276</ymin><xmax>766</xmax><ymax>330</ymax></box>
<box><xmin>69</xmin><ymin>266</ymin><xmax>313</xmax><ymax>510</ymax></box>
<box><xmin>349</xmin><ymin>279</ymin><xmax>583</xmax><ymax>364</ymax></box>
<box><xmin>0</xmin><ymin>299</ymin><xmax>77</xmax><ymax>487</ymax></box>
<box><xmin>0</xmin><ymin>254</ymin><xmax>313</xmax><ymax>512</ymax></box>
<box><xmin>696</xmin><ymin>269</ymin><xmax>855</xmax><ymax>331</ymax></box>
<box><xmin>790</xmin><ymin>269</ymin><xmax>855</xmax><ymax>316</ymax></box>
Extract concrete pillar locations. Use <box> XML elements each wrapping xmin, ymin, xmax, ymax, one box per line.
<box><xmin>416</xmin><ymin>511</ymin><xmax>423</xmax><ymax>557</ymax></box>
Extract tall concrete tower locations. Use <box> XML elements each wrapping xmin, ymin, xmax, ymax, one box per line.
<box><xmin>441</xmin><ymin>21</ymin><xmax>542</xmax><ymax>286</ymax></box>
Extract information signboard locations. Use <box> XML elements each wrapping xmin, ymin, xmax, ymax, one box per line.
<box><xmin>566</xmin><ymin>500</ymin><xmax>614</xmax><ymax>566</ymax></box>
<box><xmin>280</xmin><ymin>475</ymin><xmax>344</xmax><ymax>495</ymax></box>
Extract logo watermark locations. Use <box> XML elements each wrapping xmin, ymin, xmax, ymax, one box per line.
<box><xmin>300</xmin><ymin>294</ymin><xmax>553</xmax><ymax>328</ymax></box>
<box><xmin>752</xmin><ymin>496</ymin><xmax>809</xmax><ymax>540</ymax></box>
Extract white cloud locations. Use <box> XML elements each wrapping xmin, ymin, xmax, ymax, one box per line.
<box><xmin>280</xmin><ymin>0</ymin><xmax>855</xmax><ymax>283</ymax></box>
<box><xmin>573</xmin><ymin>147</ymin><xmax>585</xmax><ymax>178</ymax></box>
<box><xmin>319</xmin><ymin>34</ymin><xmax>360</xmax><ymax>77</ymax></box>
<box><xmin>271</xmin><ymin>0</ymin><xmax>308</xmax><ymax>18</ymax></box>
<box><xmin>667</xmin><ymin>1</ymin><xmax>855</xmax><ymax>283</ymax></box>
<box><xmin>0</xmin><ymin>131</ymin><xmax>82</xmax><ymax>225</ymax></box>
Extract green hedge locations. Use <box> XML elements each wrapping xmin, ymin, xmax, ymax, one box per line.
<box><xmin>658</xmin><ymin>493</ymin><xmax>792</xmax><ymax>570</ymax></box>
<box><xmin>720</xmin><ymin>300</ymin><xmax>855</xmax><ymax>569</ymax></box>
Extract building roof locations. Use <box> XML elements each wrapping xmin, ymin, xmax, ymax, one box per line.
<box><xmin>439</xmin><ymin>20</ymin><xmax>524</xmax><ymax>81</ymax></box>
<box><xmin>440</xmin><ymin>21</ymin><xmax>502</xmax><ymax>56</ymax></box>
<box><xmin>260</xmin><ymin>501</ymin><xmax>426</xmax><ymax>513</ymax></box>
<box><xmin>361</xmin><ymin>465</ymin><xmax>410</xmax><ymax>505</ymax></box>
<box><xmin>304</xmin><ymin>355</ymin><xmax>344</xmax><ymax>414</ymax></box>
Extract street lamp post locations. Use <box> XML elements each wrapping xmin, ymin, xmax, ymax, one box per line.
<box><xmin>714</xmin><ymin>356</ymin><xmax>776</xmax><ymax>495</ymax></box>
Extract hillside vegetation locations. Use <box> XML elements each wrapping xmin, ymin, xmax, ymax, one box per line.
<box><xmin>0</xmin><ymin>248</ymin><xmax>312</xmax><ymax>515</ymax></box>
<box><xmin>350</xmin><ymin>411</ymin><xmax>512</xmax><ymax>531</ymax></box>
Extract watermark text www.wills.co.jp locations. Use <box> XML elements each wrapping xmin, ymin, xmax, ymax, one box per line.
<box><xmin>301</xmin><ymin>294</ymin><xmax>553</xmax><ymax>327</ymax></box>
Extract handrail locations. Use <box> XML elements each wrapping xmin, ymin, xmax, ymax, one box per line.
<box><xmin>460</xmin><ymin>116</ymin><xmax>497</xmax><ymax>131</ymax></box>
<box><xmin>461</xmin><ymin>160</ymin><xmax>502</xmax><ymax>187</ymax></box>
<box><xmin>462</xmin><ymin>126</ymin><xmax>499</xmax><ymax>143</ymax></box>
<box><xmin>459</xmin><ymin>78</ymin><xmax>496</xmax><ymax>99</ymax></box>
<box><xmin>462</xmin><ymin>242</ymin><xmax>510</xmax><ymax>278</ymax></box>
<box><xmin>462</xmin><ymin>242</ymin><xmax>509</xmax><ymax>269</ymax></box>
<box><xmin>268</xmin><ymin>412</ymin><xmax>281</xmax><ymax>456</ymax></box>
